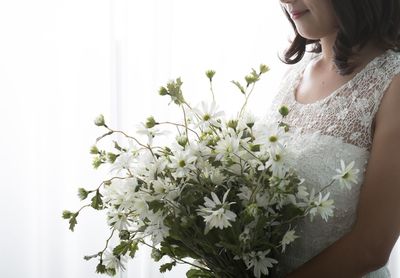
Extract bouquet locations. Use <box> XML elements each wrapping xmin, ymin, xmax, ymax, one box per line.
<box><xmin>63</xmin><ymin>65</ymin><xmax>359</xmax><ymax>277</ymax></box>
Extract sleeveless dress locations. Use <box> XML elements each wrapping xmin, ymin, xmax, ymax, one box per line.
<box><xmin>266</xmin><ymin>49</ymin><xmax>400</xmax><ymax>277</ymax></box>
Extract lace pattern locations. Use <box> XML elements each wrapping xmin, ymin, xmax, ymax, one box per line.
<box><xmin>268</xmin><ymin>49</ymin><xmax>400</xmax><ymax>151</ymax></box>
<box><xmin>267</xmin><ymin>49</ymin><xmax>400</xmax><ymax>277</ymax></box>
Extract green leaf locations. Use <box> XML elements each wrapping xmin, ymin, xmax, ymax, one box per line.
<box><xmin>69</xmin><ymin>213</ymin><xmax>78</xmax><ymax>231</ymax></box>
<box><xmin>113</xmin><ymin>141</ymin><xmax>123</xmax><ymax>151</ymax></box>
<box><xmin>186</xmin><ymin>269</ymin><xmax>214</xmax><ymax>278</ymax></box>
<box><xmin>151</xmin><ymin>248</ymin><xmax>164</xmax><ymax>262</ymax></box>
<box><xmin>113</xmin><ymin>241</ymin><xmax>130</xmax><ymax>256</ymax></box>
<box><xmin>231</xmin><ymin>80</ymin><xmax>246</xmax><ymax>95</ymax></box>
<box><xmin>128</xmin><ymin>240</ymin><xmax>139</xmax><ymax>258</ymax></box>
<box><xmin>159</xmin><ymin>261</ymin><xmax>176</xmax><ymax>273</ymax></box>
<box><xmin>91</xmin><ymin>190</ymin><xmax>103</xmax><ymax>210</ymax></box>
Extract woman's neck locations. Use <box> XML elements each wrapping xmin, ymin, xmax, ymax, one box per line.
<box><xmin>318</xmin><ymin>33</ymin><xmax>386</xmax><ymax>74</ymax></box>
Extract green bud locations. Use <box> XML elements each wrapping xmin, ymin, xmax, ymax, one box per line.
<box><xmin>107</xmin><ymin>152</ymin><xmax>118</xmax><ymax>163</ymax></box>
<box><xmin>92</xmin><ymin>156</ymin><xmax>103</xmax><ymax>169</ymax></box>
<box><xmin>104</xmin><ymin>180</ymin><xmax>112</xmax><ymax>186</ymax></box>
<box><xmin>205</xmin><ymin>70</ymin><xmax>216</xmax><ymax>81</ymax></box>
<box><xmin>245</xmin><ymin>203</ymin><xmax>259</xmax><ymax>217</ymax></box>
<box><xmin>279</xmin><ymin>105</ymin><xmax>289</xmax><ymax>117</ymax></box>
<box><xmin>159</xmin><ymin>86</ymin><xmax>168</xmax><ymax>96</ymax></box>
<box><xmin>151</xmin><ymin>248</ymin><xmax>164</xmax><ymax>262</ymax></box>
<box><xmin>245</xmin><ymin>75</ymin><xmax>259</xmax><ymax>85</ymax></box>
<box><xmin>119</xmin><ymin>230</ymin><xmax>130</xmax><ymax>240</ymax></box>
<box><xmin>77</xmin><ymin>188</ymin><xmax>89</xmax><ymax>200</ymax></box>
<box><xmin>96</xmin><ymin>263</ymin><xmax>107</xmax><ymax>274</ymax></box>
<box><xmin>146</xmin><ymin>116</ymin><xmax>157</xmax><ymax>128</ymax></box>
<box><xmin>259</xmin><ymin>64</ymin><xmax>270</xmax><ymax>74</ymax></box>
<box><xmin>94</xmin><ymin>114</ymin><xmax>106</xmax><ymax>127</ymax></box>
<box><xmin>62</xmin><ymin>210</ymin><xmax>73</xmax><ymax>219</ymax></box>
<box><xmin>227</xmin><ymin>119</ymin><xmax>238</xmax><ymax>130</ymax></box>
<box><xmin>279</xmin><ymin>122</ymin><xmax>290</xmax><ymax>132</ymax></box>
<box><xmin>250</xmin><ymin>144</ymin><xmax>260</xmax><ymax>152</ymax></box>
<box><xmin>106</xmin><ymin>268</ymin><xmax>116</xmax><ymax>276</ymax></box>
<box><xmin>176</xmin><ymin>135</ymin><xmax>188</xmax><ymax>147</ymax></box>
<box><xmin>90</xmin><ymin>145</ymin><xmax>99</xmax><ymax>155</ymax></box>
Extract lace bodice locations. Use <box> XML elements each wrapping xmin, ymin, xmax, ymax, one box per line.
<box><xmin>266</xmin><ymin>49</ymin><xmax>400</xmax><ymax>277</ymax></box>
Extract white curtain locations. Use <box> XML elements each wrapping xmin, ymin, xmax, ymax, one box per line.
<box><xmin>0</xmin><ymin>1</ymin><xmax>398</xmax><ymax>277</ymax></box>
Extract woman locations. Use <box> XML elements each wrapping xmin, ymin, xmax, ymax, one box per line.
<box><xmin>267</xmin><ymin>0</ymin><xmax>400</xmax><ymax>277</ymax></box>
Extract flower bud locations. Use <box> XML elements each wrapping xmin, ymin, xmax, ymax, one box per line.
<box><xmin>77</xmin><ymin>188</ymin><xmax>89</xmax><ymax>200</ymax></box>
<box><xmin>145</xmin><ymin>116</ymin><xmax>157</xmax><ymax>128</ymax></box>
<box><xmin>119</xmin><ymin>230</ymin><xmax>130</xmax><ymax>240</ymax></box>
<box><xmin>205</xmin><ymin>70</ymin><xmax>216</xmax><ymax>81</ymax></box>
<box><xmin>245</xmin><ymin>203</ymin><xmax>259</xmax><ymax>218</ymax></box>
<box><xmin>62</xmin><ymin>210</ymin><xmax>73</xmax><ymax>219</ymax></box>
<box><xmin>94</xmin><ymin>114</ymin><xmax>106</xmax><ymax>127</ymax></box>
<box><xmin>159</xmin><ymin>86</ymin><xmax>168</xmax><ymax>96</ymax></box>
<box><xmin>90</xmin><ymin>145</ymin><xmax>99</xmax><ymax>154</ymax></box>
<box><xmin>176</xmin><ymin>135</ymin><xmax>188</xmax><ymax>147</ymax></box>
<box><xmin>279</xmin><ymin>105</ymin><xmax>289</xmax><ymax>117</ymax></box>
<box><xmin>259</xmin><ymin>64</ymin><xmax>270</xmax><ymax>74</ymax></box>
<box><xmin>227</xmin><ymin>119</ymin><xmax>238</xmax><ymax>130</ymax></box>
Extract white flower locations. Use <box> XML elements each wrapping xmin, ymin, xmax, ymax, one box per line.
<box><xmin>241</xmin><ymin>112</ymin><xmax>257</xmax><ymax>129</ymax></box>
<box><xmin>109</xmin><ymin>151</ymin><xmax>137</xmax><ymax>174</ymax></box>
<box><xmin>237</xmin><ymin>186</ymin><xmax>252</xmax><ymax>205</ymax></box>
<box><xmin>103</xmin><ymin>178</ymin><xmax>138</xmax><ymax>210</ymax></box>
<box><xmin>136</xmin><ymin>123</ymin><xmax>167</xmax><ymax>145</ymax></box>
<box><xmin>192</xmin><ymin>101</ymin><xmax>225</xmax><ymax>129</ymax></box>
<box><xmin>201</xmin><ymin>165</ymin><xmax>226</xmax><ymax>185</ymax></box>
<box><xmin>151</xmin><ymin>177</ymin><xmax>179</xmax><ymax>201</ymax></box>
<box><xmin>169</xmin><ymin>149</ymin><xmax>197</xmax><ymax>178</ymax></box>
<box><xmin>308</xmin><ymin>189</ymin><xmax>335</xmax><ymax>222</ymax></box>
<box><xmin>214</xmin><ymin>132</ymin><xmax>242</xmax><ymax>161</ymax></box>
<box><xmin>107</xmin><ymin>209</ymin><xmax>129</xmax><ymax>231</ymax></box>
<box><xmin>281</xmin><ymin>229</ymin><xmax>299</xmax><ymax>252</ymax></box>
<box><xmin>197</xmin><ymin>190</ymin><xmax>237</xmax><ymax>234</ymax></box>
<box><xmin>243</xmin><ymin>250</ymin><xmax>278</xmax><ymax>278</ymax></box>
<box><xmin>296</xmin><ymin>183</ymin><xmax>309</xmax><ymax>200</ymax></box>
<box><xmin>259</xmin><ymin>148</ymin><xmax>290</xmax><ymax>178</ymax></box>
<box><xmin>253</xmin><ymin>124</ymin><xmax>288</xmax><ymax>155</ymax></box>
<box><xmin>144</xmin><ymin>211</ymin><xmax>170</xmax><ymax>245</ymax></box>
<box><xmin>103</xmin><ymin>249</ymin><xmax>127</xmax><ymax>271</ymax></box>
<box><xmin>332</xmin><ymin>160</ymin><xmax>360</xmax><ymax>190</ymax></box>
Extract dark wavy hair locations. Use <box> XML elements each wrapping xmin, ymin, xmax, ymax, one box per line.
<box><xmin>281</xmin><ymin>0</ymin><xmax>400</xmax><ymax>75</ymax></box>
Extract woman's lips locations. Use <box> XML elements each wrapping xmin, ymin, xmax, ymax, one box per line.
<box><xmin>290</xmin><ymin>10</ymin><xmax>309</xmax><ymax>20</ymax></box>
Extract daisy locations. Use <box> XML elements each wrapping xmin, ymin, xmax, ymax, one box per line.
<box><xmin>192</xmin><ymin>101</ymin><xmax>225</xmax><ymax>129</ymax></box>
<box><xmin>308</xmin><ymin>190</ymin><xmax>335</xmax><ymax>222</ymax></box>
<box><xmin>214</xmin><ymin>131</ymin><xmax>242</xmax><ymax>161</ymax></box>
<box><xmin>281</xmin><ymin>229</ymin><xmax>299</xmax><ymax>252</ymax></box>
<box><xmin>333</xmin><ymin>160</ymin><xmax>360</xmax><ymax>190</ymax></box>
<box><xmin>196</xmin><ymin>190</ymin><xmax>237</xmax><ymax>234</ymax></box>
<box><xmin>169</xmin><ymin>149</ymin><xmax>197</xmax><ymax>178</ymax></box>
<box><xmin>243</xmin><ymin>250</ymin><xmax>278</xmax><ymax>278</ymax></box>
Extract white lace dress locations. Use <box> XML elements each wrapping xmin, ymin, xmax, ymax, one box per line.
<box><xmin>266</xmin><ymin>49</ymin><xmax>400</xmax><ymax>277</ymax></box>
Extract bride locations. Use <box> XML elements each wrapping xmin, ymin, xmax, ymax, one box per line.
<box><xmin>267</xmin><ymin>0</ymin><xmax>400</xmax><ymax>277</ymax></box>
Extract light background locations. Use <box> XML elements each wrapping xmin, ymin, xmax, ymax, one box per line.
<box><xmin>0</xmin><ymin>0</ymin><xmax>398</xmax><ymax>277</ymax></box>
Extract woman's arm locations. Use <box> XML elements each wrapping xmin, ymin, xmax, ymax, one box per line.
<box><xmin>287</xmin><ymin>75</ymin><xmax>400</xmax><ymax>278</ymax></box>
